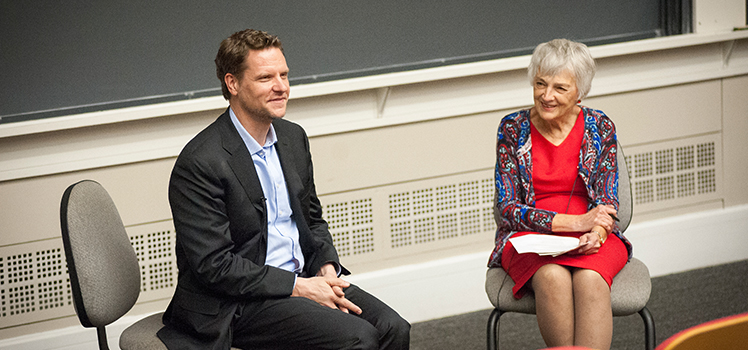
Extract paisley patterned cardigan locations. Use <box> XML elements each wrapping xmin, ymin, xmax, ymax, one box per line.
<box><xmin>488</xmin><ymin>107</ymin><xmax>633</xmax><ymax>268</ymax></box>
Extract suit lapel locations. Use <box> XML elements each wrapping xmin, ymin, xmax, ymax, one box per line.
<box><xmin>274</xmin><ymin>129</ymin><xmax>303</xmax><ymax>203</ymax></box>
<box><xmin>274</xmin><ymin>123</ymin><xmax>312</xmax><ymax>238</ymax></box>
<box><xmin>217</xmin><ymin>111</ymin><xmax>266</xmax><ymax>213</ymax></box>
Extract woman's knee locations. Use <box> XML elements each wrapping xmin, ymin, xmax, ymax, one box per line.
<box><xmin>572</xmin><ymin>269</ymin><xmax>608</xmax><ymax>291</ymax></box>
<box><xmin>532</xmin><ymin>264</ymin><xmax>573</xmax><ymax>290</ymax></box>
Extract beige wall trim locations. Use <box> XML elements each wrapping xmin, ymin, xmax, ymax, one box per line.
<box><xmin>2</xmin><ymin>31</ymin><xmax>747</xmax><ymax>140</ymax></box>
<box><xmin>1</xmin><ymin>32</ymin><xmax>747</xmax><ymax>182</ymax></box>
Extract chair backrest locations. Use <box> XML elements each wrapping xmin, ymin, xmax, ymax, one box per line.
<box><xmin>60</xmin><ymin>180</ymin><xmax>141</xmax><ymax>328</ymax></box>
<box><xmin>616</xmin><ymin>140</ymin><xmax>633</xmax><ymax>233</ymax></box>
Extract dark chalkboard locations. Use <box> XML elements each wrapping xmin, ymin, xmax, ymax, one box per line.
<box><xmin>0</xmin><ymin>0</ymin><xmax>662</xmax><ymax>124</ymax></box>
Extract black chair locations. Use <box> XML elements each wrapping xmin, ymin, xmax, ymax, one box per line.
<box><xmin>484</xmin><ymin>142</ymin><xmax>656</xmax><ymax>350</ymax></box>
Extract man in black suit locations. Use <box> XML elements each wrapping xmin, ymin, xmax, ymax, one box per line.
<box><xmin>157</xmin><ymin>29</ymin><xmax>410</xmax><ymax>349</ymax></box>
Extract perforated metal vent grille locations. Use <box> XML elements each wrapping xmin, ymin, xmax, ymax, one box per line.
<box><xmin>624</xmin><ymin>134</ymin><xmax>722</xmax><ymax>212</ymax></box>
<box><xmin>386</xmin><ymin>178</ymin><xmax>494</xmax><ymax>249</ymax></box>
<box><xmin>319</xmin><ymin>170</ymin><xmax>497</xmax><ymax>270</ymax></box>
<box><xmin>2</xmin><ymin>249</ymin><xmax>69</xmax><ymax>317</ymax></box>
<box><xmin>131</xmin><ymin>228</ymin><xmax>175</xmax><ymax>292</ymax></box>
<box><xmin>0</xmin><ymin>221</ymin><xmax>178</xmax><ymax>330</ymax></box>
<box><xmin>325</xmin><ymin>198</ymin><xmax>375</xmax><ymax>257</ymax></box>
<box><xmin>0</xmin><ymin>242</ymin><xmax>72</xmax><ymax>324</ymax></box>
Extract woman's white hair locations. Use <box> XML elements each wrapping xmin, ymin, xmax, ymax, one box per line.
<box><xmin>528</xmin><ymin>39</ymin><xmax>596</xmax><ymax>100</ymax></box>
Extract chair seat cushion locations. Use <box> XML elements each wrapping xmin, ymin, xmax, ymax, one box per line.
<box><xmin>485</xmin><ymin>267</ymin><xmax>536</xmax><ymax>313</ymax></box>
<box><xmin>119</xmin><ymin>312</ymin><xmax>244</xmax><ymax>350</ymax></box>
<box><xmin>485</xmin><ymin>257</ymin><xmax>651</xmax><ymax>316</ymax></box>
<box><xmin>610</xmin><ymin>258</ymin><xmax>652</xmax><ymax>316</ymax></box>
<box><xmin>119</xmin><ymin>313</ymin><xmax>169</xmax><ymax>350</ymax></box>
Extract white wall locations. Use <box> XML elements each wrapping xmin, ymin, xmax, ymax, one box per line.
<box><xmin>694</xmin><ymin>0</ymin><xmax>747</xmax><ymax>33</ymax></box>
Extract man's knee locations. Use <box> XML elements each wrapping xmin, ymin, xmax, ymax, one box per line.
<box><xmin>377</xmin><ymin>313</ymin><xmax>410</xmax><ymax>350</ymax></box>
<box><xmin>345</xmin><ymin>322</ymin><xmax>379</xmax><ymax>350</ymax></box>
<box><xmin>391</xmin><ymin>316</ymin><xmax>411</xmax><ymax>347</ymax></box>
<box><xmin>349</xmin><ymin>312</ymin><xmax>409</xmax><ymax>350</ymax></box>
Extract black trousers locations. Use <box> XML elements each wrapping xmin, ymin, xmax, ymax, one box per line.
<box><xmin>230</xmin><ymin>284</ymin><xmax>410</xmax><ymax>350</ymax></box>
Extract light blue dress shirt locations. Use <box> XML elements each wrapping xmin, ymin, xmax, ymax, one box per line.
<box><xmin>230</xmin><ymin>109</ymin><xmax>304</xmax><ymax>274</ymax></box>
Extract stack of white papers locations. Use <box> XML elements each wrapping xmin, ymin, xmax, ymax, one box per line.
<box><xmin>509</xmin><ymin>234</ymin><xmax>582</xmax><ymax>257</ymax></box>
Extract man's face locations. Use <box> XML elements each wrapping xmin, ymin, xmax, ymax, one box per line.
<box><xmin>228</xmin><ymin>47</ymin><xmax>290</xmax><ymax>122</ymax></box>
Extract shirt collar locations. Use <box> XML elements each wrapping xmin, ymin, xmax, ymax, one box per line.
<box><xmin>229</xmin><ymin>108</ymin><xmax>278</xmax><ymax>156</ymax></box>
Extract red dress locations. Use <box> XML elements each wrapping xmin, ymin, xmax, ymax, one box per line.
<box><xmin>501</xmin><ymin>111</ymin><xmax>628</xmax><ymax>298</ymax></box>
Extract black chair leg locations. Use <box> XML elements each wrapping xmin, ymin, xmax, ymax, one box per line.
<box><xmin>639</xmin><ymin>307</ymin><xmax>656</xmax><ymax>350</ymax></box>
<box><xmin>96</xmin><ymin>326</ymin><xmax>110</xmax><ymax>350</ymax></box>
<box><xmin>487</xmin><ymin>308</ymin><xmax>502</xmax><ymax>350</ymax></box>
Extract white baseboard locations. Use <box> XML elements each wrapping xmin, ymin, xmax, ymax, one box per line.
<box><xmin>3</xmin><ymin>204</ymin><xmax>747</xmax><ymax>349</ymax></box>
<box><xmin>0</xmin><ymin>314</ymin><xmax>147</xmax><ymax>350</ymax></box>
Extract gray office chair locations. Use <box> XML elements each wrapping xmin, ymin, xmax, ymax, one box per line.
<box><xmin>485</xmin><ymin>142</ymin><xmax>656</xmax><ymax>350</ymax></box>
<box><xmin>60</xmin><ymin>180</ymin><xmax>169</xmax><ymax>350</ymax></box>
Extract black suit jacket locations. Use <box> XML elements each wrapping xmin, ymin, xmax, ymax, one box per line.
<box><xmin>158</xmin><ymin>109</ymin><xmax>347</xmax><ymax>349</ymax></box>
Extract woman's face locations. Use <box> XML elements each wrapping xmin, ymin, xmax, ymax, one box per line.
<box><xmin>531</xmin><ymin>70</ymin><xmax>580</xmax><ymax>123</ymax></box>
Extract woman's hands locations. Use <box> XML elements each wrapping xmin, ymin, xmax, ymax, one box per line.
<box><xmin>552</xmin><ymin>204</ymin><xmax>616</xmax><ymax>256</ymax></box>
<box><xmin>573</xmin><ymin>205</ymin><xmax>616</xmax><ymax>256</ymax></box>
<box><xmin>577</xmin><ymin>205</ymin><xmax>617</xmax><ymax>233</ymax></box>
<box><xmin>572</xmin><ymin>228</ymin><xmax>604</xmax><ymax>255</ymax></box>
<box><xmin>551</xmin><ymin>204</ymin><xmax>617</xmax><ymax>233</ymax></box>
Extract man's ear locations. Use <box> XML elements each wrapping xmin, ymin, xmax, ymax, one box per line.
<box><xmin>225</xmin><ymin>73</ymin><xmax>239</xmax><ymax>97</ymax></box>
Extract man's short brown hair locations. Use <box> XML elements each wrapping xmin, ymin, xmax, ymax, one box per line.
<box><xmin>215</xmin><ymin>29</ymin><xmax>283</xmax><ymax>100</ymax></box>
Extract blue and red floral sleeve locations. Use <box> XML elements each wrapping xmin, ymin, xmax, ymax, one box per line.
<box><xmin>494</xmin><ymin>111</ymin><xmax>556</xmax><ymax>234</ymax></box>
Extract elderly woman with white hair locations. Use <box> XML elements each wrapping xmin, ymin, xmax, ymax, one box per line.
<box><xmin>487</xmin><ymin>38</ymin><xmax>632</xmax><ymax>349</ymax></box>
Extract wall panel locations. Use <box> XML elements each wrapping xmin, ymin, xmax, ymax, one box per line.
<box><xmin>721</xmin><ymin>75</ymin><xmax>748</xmax><ymax>207</ymax></box>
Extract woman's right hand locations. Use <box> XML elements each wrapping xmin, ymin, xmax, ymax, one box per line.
<box><xmin>577</xmin><ymin>205</ymin><xmax>617</xmax><ymax>233</ymax></box>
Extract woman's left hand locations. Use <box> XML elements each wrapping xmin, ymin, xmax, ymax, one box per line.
<box><xmin>573</xmin><ymin>231</ymin><xmax>601</xmax><ymax>255</ymax></box>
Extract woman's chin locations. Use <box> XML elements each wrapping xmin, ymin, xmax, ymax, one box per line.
<box><xmin>534</xmin><ymin>109</ymin><xmax>558</xmax><ymax>121</ymax></box>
